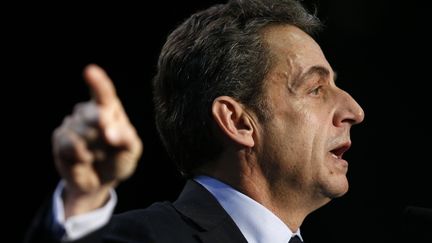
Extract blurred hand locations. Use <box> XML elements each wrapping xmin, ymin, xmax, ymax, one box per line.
<box><xmin>52</xmin><ymin>64</ymin><xmax>143</xmax><ymax>218</ymax></box>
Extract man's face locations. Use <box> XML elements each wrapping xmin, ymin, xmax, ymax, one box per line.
<box><xmin>257</xmin><ymin>25</ymin><xmax>364</xmax><ymax>204</ymax></box>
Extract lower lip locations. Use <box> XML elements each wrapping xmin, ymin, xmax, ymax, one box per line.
<box><xmin>330</xmin><ymin>154</ymin><xmax>348</xmax><ymax>170</ymax></box>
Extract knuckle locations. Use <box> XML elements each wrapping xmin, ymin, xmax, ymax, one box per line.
<box><xmin>56</xmin><ymin>132</ymin><xmax>76</xmax><ymax>152</ymax></box>
<box><xmin>56</xmin><ymin>141</ymin><xmax>77</xmax><ymax>162</ymax></box>
<box><xmin>73</xmin><ymin>101</ymin><xmax>90</xmax><ymax>114</ymax></box>
<box><xmin>61</xmin><ymin>116</ymin><xmax>73</xmax><ymax>127</ymax></box>
<box><xmin>72</xmin><ymin>102</ymin><xmax>100</xmax><ymax>126</ymax></box>
<box><xmin>52</xmin><ymin>127</ymin><xmax>67</xmax><ymax>144</ymax></box>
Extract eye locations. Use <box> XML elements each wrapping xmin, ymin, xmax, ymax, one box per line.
<box><xmin>310</xmin><ymin>86</ymin><xmax>322</xmax><ymax>96</ymax></box>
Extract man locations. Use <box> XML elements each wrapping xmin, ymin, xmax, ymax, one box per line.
<box><xmin>26</xmin><ymin>0</ymin><xmax>364</xmax><ymax>242</ymax></box>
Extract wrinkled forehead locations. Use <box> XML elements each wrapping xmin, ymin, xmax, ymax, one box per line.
<box><xmin>262</xmin><ymin>24</ymin><xmax>332</xmax><ymax>72</ymax></box>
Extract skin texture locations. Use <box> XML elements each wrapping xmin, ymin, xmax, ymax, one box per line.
<box><xmin>208</xmin><ymin>24</ymin><xmax>364</xmax><ymax>232</ymax></box>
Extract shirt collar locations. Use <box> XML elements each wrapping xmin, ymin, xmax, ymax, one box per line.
<box><xmin>194</xmin><ymin>175</ymin><xmax>303</xmax><ymax>243</ymax></box>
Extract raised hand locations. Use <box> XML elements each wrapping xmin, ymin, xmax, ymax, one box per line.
<box><xmin>52</xmin><ymin>64</ymin><xmax>143</xmax><ymax>218</ymax></box>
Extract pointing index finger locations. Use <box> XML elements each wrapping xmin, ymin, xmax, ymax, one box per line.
<box><xmin>84</xmin><ymin>64</ymin><xmax>118</xmax><ymax>106</ymax></box>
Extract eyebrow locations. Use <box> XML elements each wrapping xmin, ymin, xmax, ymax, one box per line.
<box><xmin>292</xmin><ymin>65</ymin><xmax>337</xmax><ymax>88</ymax></box>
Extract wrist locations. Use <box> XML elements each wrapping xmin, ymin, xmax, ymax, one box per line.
<box><xmin>62</xmin><ymin>184</ymin><xmax>113</xmax><ymax>219</ymax></box>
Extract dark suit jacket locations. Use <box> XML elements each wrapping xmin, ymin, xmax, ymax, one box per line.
<box><xmin>25</xmin><ymin>180</ymin><xmax>248</xmax><ymax>243</ymax></box>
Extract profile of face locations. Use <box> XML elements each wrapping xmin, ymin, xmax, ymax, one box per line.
<box><xmin>257</xmin><ymin>25</ymin><xmax>364</xmax><ymax>205</ymax></box>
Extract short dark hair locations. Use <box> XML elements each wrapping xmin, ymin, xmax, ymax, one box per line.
<box><xmin>153</xmin><ymin>0</ymin><xmax>321</xmax><ymax>177</ymax></box>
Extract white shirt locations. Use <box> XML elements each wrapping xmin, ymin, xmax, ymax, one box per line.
<box><xmin>53</xmin><ymin>177</ymin><xmax>303</xmax><ymax>242</ymax></box>
<box><xmin>53</xmin><ymin>181</ymin><xmax>117</xmax><ymax>241</ymax></box>
<box><xmin>195</xmin><ymin>175</ymin><xmax>303</xmax><ymax>243</ymax></box>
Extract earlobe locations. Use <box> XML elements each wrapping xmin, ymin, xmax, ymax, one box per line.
<box><xmin>212</xmin><ymin>96</ymin><xmax>255</xmax><ymax>148</ymax></box>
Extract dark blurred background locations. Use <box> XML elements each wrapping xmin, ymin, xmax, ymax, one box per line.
<box><xmin>5</xmin><ymin>0</ymin><xmax>431</xmax><ymax>242</ymax></box>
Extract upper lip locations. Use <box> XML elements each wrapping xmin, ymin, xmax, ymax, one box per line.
<box><xmin>329</xmin><ymin>141</ymin><xmax>351</xmax><ymax>159</ymax></box>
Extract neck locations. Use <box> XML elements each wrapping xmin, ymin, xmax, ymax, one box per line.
<box><xmin>198</xmin><ymin>149</ymin><xmax>329</xmax><ymax>232</ymax></box>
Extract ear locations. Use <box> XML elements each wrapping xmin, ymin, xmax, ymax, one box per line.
<box><xmin>212</xmin><ymin>96</ymin><xmax>254</xmax><ymax>148</ymax></box>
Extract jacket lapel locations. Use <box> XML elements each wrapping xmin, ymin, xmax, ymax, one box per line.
<box><xmin>173</xmin><ymin>180</ymin><xmax>248</xmax><ymax>243</ymax></box>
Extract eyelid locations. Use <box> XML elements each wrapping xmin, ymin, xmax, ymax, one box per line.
<box><xmin>309</xmin><ymin>85</ymin><xmax>322</xmax><ymax>95</ymax></box>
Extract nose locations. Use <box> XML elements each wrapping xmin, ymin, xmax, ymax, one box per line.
<box><xmin>333</xmin><ymin>89</ymin><xmax>365</xmax><ymax>127</ymax></box>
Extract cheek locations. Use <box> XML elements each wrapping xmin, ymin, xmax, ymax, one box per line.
<box><xmin>300</xmin><ymin>114</ymin><xmax>329</xmax><ymax>176</ymax></box>
<box><xmin>262</xmin><ymin>105</ymin><xmax>328</xmax><ymax>170</ymax></box>
<box><xmin>280</xmin><ymin>111</ymin><xmax>320</xmax><ymax>158</ymax></box>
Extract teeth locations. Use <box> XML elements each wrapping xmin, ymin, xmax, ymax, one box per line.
<box><xmin>331</xmin><ymin>153</ymin><xmax>338</xmax><ymax>159</ymax></box>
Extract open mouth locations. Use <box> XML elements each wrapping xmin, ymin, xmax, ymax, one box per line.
<box><xmin>329</xmin><ymin>142</ymin><xmax>351</xmax><ymax>160</ymax></box>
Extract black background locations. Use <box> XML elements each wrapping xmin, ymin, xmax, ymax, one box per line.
<box><xmin>6</xmin><ymin>0</ymin><xmax>431</xmax><ymax>242</ymax></box>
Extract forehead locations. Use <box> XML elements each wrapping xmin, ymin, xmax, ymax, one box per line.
<box><xmin>262</xmin><ymin>24</ymin><xmax>331</xmax><ymax>71</ymax></box>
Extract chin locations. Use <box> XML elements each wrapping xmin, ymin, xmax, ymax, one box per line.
<box><xmin>332</xmin><ymin>186</ymin><xmax>349</xmax><ymax>198</ymax></box>
<box><xmin>322</xmin><ymin>176</ymin><xmax>349</xmax><ymax>199</ymax></box>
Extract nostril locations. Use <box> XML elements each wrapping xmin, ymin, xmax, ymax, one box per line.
<box><xmin>334</xmin><ymin>106</ymin><xmax>364</xmax><ymax>126</ymax></box>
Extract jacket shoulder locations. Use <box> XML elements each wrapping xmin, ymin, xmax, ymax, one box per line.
<box><xmin>105</xmin><ymin>201</ymin><xmax>200</xmax><ymax>242</ymax></box>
